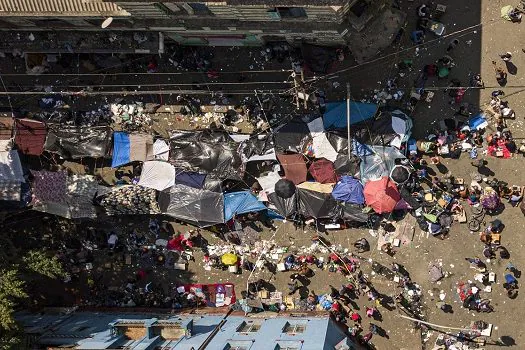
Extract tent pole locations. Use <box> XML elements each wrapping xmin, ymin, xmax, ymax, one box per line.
<box><xmin>346</xmin><ymin>83</ymin><xmax>351</xmax><ymax>160</ymax></box>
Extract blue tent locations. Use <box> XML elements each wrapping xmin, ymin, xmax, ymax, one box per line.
<box><xmin>224</xmin><ymin>191</ymin><xmax>268</xmax><ymax>221</ymax></box>
<box><xmin>323</xmin><ymin>101</ymin><xmax>378</xmax><ymax>129</ymax></box>
<box><xmin>175</xmin><ymin>171</ymin><xmax>206</xmax><ymax>189</ymax></box>
<box><xmin>111</xmin><ymin>132</ymin><xmax>130</xmax><ymax>168</ymax></box>
<box><xmin>331</xmin><ymin>176</ymin><xmax>365</xmax><ymax>205</ymax></box>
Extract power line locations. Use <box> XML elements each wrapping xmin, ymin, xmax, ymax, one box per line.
<box><xmin>0</xmin><ymin>88</ymin><xmax>292</xmax><ymax>96</ymax></box>
<box><xmin>0</xmin><ymin>69</ymin><xmax>293</xmax><ymax>77</ymax></box>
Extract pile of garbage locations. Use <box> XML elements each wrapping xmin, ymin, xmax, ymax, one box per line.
<box><xmin>111</xmin><ymin>103</ymin><xmax>152</xmax><ymax>130</ymax></box>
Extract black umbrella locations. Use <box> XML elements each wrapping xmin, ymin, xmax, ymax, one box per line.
<box><xmin>275</xmin><ymin>179</ymin><xmax>296</xmax><ymax>198</ymax></box>
<box><xmin>390</xmin><ymin>165</ymin><xmax>411</xmax><ymax>185</ymax></box>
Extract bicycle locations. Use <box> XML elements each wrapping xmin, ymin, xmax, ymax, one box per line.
<box><xmin>467</xmin><ymin>206</ymin><xmax>485</xmax><ymax>232</ymax></box>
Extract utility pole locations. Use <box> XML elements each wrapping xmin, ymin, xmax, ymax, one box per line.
<box><xmin>346</xmin><ymin>82</ymin><xmax>351</xmax><ymax>160</ymax></box>
<box><xmin>292</xmin><ymin>71</ymin><xmax>300</xmax><ymax>110</ymax></box>
<box><xmin>300</xmin><ymin>67</ymin><xmax>307</xmax><ymax>110</ymax></box>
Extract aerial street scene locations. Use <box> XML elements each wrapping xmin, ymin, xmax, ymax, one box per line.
<box><xmin>1</xmin><ymin>0</ymin><xmax>525</xmax><ymax>349</ymax></box>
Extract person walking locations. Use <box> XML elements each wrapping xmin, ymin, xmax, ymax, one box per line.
<box><xmin>500</xmin><ymin>52</ymin><xmax>512</xmax><ymax>61</ymax></box>
<box><xmin>446</xmin><ymin>39</ymin><xmax>459</xmax><ymax>53</ymax></box>
<box><xmin>288</xmin><ymin>274</ymin><xmax>301</xmax><ymax>295</ymax></box>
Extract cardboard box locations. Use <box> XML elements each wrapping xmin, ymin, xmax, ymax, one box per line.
<box><xmin>277</xmin><ymin>263</ymin><xmax>287</xmax><ymax>272</ymax></box>
<box><xmin>174</xmin><ymin>263</ymin><xmax>187</xmax><ymax>270</ymax></box>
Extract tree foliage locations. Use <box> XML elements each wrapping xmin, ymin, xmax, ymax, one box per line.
<box><xmin>22</xmin><ymin>250</ymin><xmax>65</xmax><ymax>279</ymax></box>
<box><xmin>0</xmin><ymin>269</ymin><xmax>27</xmax><ymax>330</ymax></box>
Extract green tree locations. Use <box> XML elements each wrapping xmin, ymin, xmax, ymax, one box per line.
<box><xmin>22</xmin><ymin>250</ymin><xmax>65</xmax><ymax>279</ymax></box>
<box><xmin>0</xmin><ymin>269</ymin><xmax>27</xmax><ymax>330</ymax></box>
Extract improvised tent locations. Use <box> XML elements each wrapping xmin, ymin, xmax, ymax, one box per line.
<box><xmin>14</xmin><ymin>119</ymin><xmax>47</xmax><ymax>156</ymax></box>
<box><xmin>360</xmin><ymin>146</ymin><xmax>407</xmax><ymax>184</ymax></box>
<box><xmin>268</xmin><ymin>179</ymin><xmax>297</xmax><ymax>217</ymax></box>
<box><xmin>236</xmin><ymin>133</ymin><xmax>277</xmax><ymax>163</ymax></box>
<box><xmin>352</xmin><ymin>109</ymin><xmax>413</xmax><ymax>147</ymax></box>
<box><xmin>274</xmin><ymin>119</ymin><xmax>311</xmax><ymax>153</ymax></box>
<box><xmin>363</xmin><ymin>177</ymin><xmax>400</xmax><ymax>214</ymax></box>
<box><xmin>224</xmin><ymin>191</ymin><xmax>267</xmax><ymax>221</ymax></box>
<box><xmin>275</xmin><ymin>179</ymin><xmax>296</xmax><ymax>198</ymax></box>
<box><xmin>0</xmin><ymin>150</ymin><xmax>25</xmax><ymax>201</ymax></box>
<box><xmin>175</xmin><ymin>171</ymin><xmax>206</xmax><ymax>189</ymax></box>
<box><xmin>153</xmin><ymin>139</ymin><xmax>170</xmax><ymax>160</ymax></box>
<box><xmin>390</xmin><ymin>164</ymin><xmax>412</xmax><ymax>185</ymax></box>
<box><xmin>309</xmin><ymin>159</ymin><xmax>338</xmax><ymax>184</ymax></box>
<box><xmin>256</xmin><ymin>170</ymin><xmax>282</xmax><ymax>194</ymax></box>
<box><xmin>112</xmin><ymin>132</ymin><xmax>153</xmax><ymax>167</ymax></box>
<box><xmin>297</xmin><ymin>182</ymin><xmax>340</xmax><ymax>219</ymax></box>
<box><xmin>161</xmin><ymin>184</ymin><xmax>224</xmax><ymax>227</ymax></box>
<box><xmin>323</xmin><ymin>101</ymin><xmax>378</xmax><ymax>129</ymax></box>
<box><xmin>137</xmin><ymin>161</ymin><xmax>176</xmax><ymax>191</ymax></box>
<box><xmin>342</xmin><ymin>203</ymin><xmax>369</xmax><ymax>223</ymax></box>
<box><xmin>332</xmin><ymin>176</ymin><xmax>365</xmax><ymax>205</ymax></box>
<box><xmin>44</xmin><ymin>125</ymin><xmax>111</xmax><ymax>159</ymax></box>
<box><xmin>277</xmin><ymin>153</ymin><xmax>307</xmax><ymax>185</ymax></box>
<box><xmin>169</xmin><ymin>130</ymin><xmax>241</xmax><ymax>179</ymax></box>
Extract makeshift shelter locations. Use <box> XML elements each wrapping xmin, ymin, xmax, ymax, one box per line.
<box><xmin>277</xmin><ymin>153</ymin><xmax>307</xmax><ymax>185</ymax></box>
<box><xmin>112</xmin><ymin>132</ymin><xmax>153</xmax><ymax>167</ymax></box>
<box><xmin>309</xmin><ymin>159</ymin><xmax>338</xmax><ymax>184</ymax></box>
<box><xmin>44</xmin><ymin>125</ymin><xmax>111</xmax><ymax>159</ymax></box>
<box><xmin>297</xmin><ymin>182</ymin><xmax>340</xmax><ymax>219</ymax></box>
<box><xmin>137</xmin><ymin>161</ymin><xmax>176</xmax><ymax>191</ymax></box>
<box><xmin>175</xmin><ymin>171</ymin><xmax>206</xmax><ymax>189</ymax></box>
<box><xmin>268</xmin><ymin>192</ymin><xmax>297</xmax><ymax>218</ymax></box>
<box><xmin>342</xmin><ymin>203</ymin><xmax>368</xmax><ymax>223</ymax></box>
<box><xmin>360</xmin><ymin>146</ymin><xmax>407</xmax><ymax>184</ymax></box>
<box><xmin>332</xmin><ymin>176</ymin><xmax>365</xmax><ymax>205</ymax></box>
<box><xmin>170</xmin><ymin>130</ymin><xmax>241</xmax><ymax>179</ymax></box>
<box><xmin>236</xmin><ymin>133</ymin><xmax>277</xmax><ymax>163</ymax></box>
<box><xmin>306</xmin><ymin>118</ymin><xmax>338</xmax><ymax>162</ymax></box>
<box><xmin>224</xmin><ymin>191</ymin><xmax>268</xmax><ymax>221</ymax></box>
<box><xmin>161</xmin><ymin>184</ymin><xmax>224</xmax><ymax>227</ymax></box>
<box><xmin>363</xmin><ymin>177</ymin><xmax>400</xmax><ymax>214</ymax></box>
<box><xmin>352</xmin><ymin>109</ymin><xmax>413</xmax><ymax>147</ymax></box>
<box><xmin>152</xmin><ymin>139</ymin><xmax>170</xmax><ymax>160</ymax></box>
<box><xmin>256</xmin><ymin>170</ymin><xmax>282</xmax><ymax>194</ymax></box>
<box><xmin>390</xmin><ymin>164</ymin><xmax>412</xmax><ymax>185</ymax></box>
<box><xmin>274</xmin><ymin>120</ymin><xmax>311</xmax><ymax>153</ymax></box>
<box><xmin>323</xmin><ymin>101</ymin><xmax>378</xmax><ymax>129</ymax></box>
<box><xmin>275</xmin><ymin>179</ymin><xmax>296</xmax><ymax>198</ymax></box>
<box><xmin>0</xmin><ymin>150</ymin><xmax>25</xmax><ymax>201</ymax></box>
<box><xmin>14</xmin><ymin>119</ymin><xmax>47</xmax><ymax>156</ymax></box>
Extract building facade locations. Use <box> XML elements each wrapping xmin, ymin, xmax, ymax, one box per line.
<box><xmin>0</xmin><ymin>0</ymin><xmax>395</xmax><ymax>47</ymax></box>
<box><xmin>16</xmin><ymin>309</ymin><xmax>362</xmax><ymax>349</ymax></box>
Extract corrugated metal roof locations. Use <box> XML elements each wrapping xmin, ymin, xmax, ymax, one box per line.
<box><xmin>0</xmin><ymin>0</ymin><xmax>130</xmax><ymax>16</ymax></box>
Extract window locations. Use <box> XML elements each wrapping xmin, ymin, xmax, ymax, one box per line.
<box><xmin>237</xmin><ymin>321</ymin><xmax>261</xmax><ymax>333</ymax></box>
<box><xmin>225</xmin><ymin>341</ymin><xmax>252</xmax><ymax>350</ymax></box>
<box><xmin>268</xmin><ymin>7</ymin><xmax>307</xmax><ymax>19</ymax></box>
<box><xmin>275</xmin><ymin>341</ymin><xmax>302</xmax><ymax>350</ymax></box>
<box><xmin>283</xmin><ymin>322</ymin><xmax>306</xmax><ymax>334</ymax></box>
<box><xmin>189</xmin><ymin>3</ymin><xmax>213</xmax><ymax>15</ymax></box>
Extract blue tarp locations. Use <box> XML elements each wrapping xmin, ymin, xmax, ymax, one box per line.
<box><xmin>331</xmin><ymin>176</ymin><xmax>365</xmax><ymax>204</ymax></box>
<box><xmin>224</xmin><ymin>191</ymin><xmax>268</xmax><ymax>221</ymax></box>
<box><xmin>111</xmin><ymin>132</ymin><xmax>130</xmax><ymax>168</ymax></box>
<box><xmin>468</xmin><ymin>113</ymin><xmax>488</xmax><ymax>130</ymax></box>
<box><xmin>323</xmin><ymin>101</ymin><xmax>378</xmax><ymax>129</ymax></box>
<box><xmin>175</xmin><ymin>171</ymin><xmax>206</xmax><ymax>189</ymax></box>
<box><xmin>351</xmin><ymin>139</ymin><xmax>373</xmax><ymax>157</ymax></box>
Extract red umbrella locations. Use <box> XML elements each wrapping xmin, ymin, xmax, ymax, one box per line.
<box><xmin>363</xmin><ymin>177</ymin><xmax>401</xmax><ymax>214</ymax></box>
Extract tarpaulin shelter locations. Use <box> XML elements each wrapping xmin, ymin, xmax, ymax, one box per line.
<box><xmin>274</xmin><ymin>119</ymin><xmax>311</xmax><ymax>153</ymax></box>
<box><xmin>297</xmin><ymin>182</ymin><xmax>340</xmax><ymax>219</ymax></box>
<box><xmin>160</xmin><ymin>184</ymin><xmax>224</xmax><ymax>227</ymax></box>
<box><xmin>277</xmin><ymin>153</ymin><xmax>307</xmax><ymax>185</ymax></box>
<box><xmin>268</xmin><ymin>192</ymin><xmax>297</xmax><ymax>217</ymax></box>
<box><xmin>256</xmin><ymin>170</ymin><xmax>281</xmax><ymax>194</ymax></box>
<box><xmin>169</xmin><ymin>130</ymin><xmax>241</xmax><ymax>179</ymax></box>
<box><xmin>137</xmin><ymin>161</ymin><xmax>175</xmax><ymax>191</ymax></box>
<box><xmin>306</xmin><ymin>118</ymin><xmax>338</xmax><ymax>162</ymax></box>
<box><xmin>275</xmin><ymin>179</ymin><xmax>296</xmax><ymax>198</ymax></box>
<box><xmin>323</xmin><ymin>101</ymin><xmax>378</xmax><ymax>129</ymax></box>
<box><xmin>309</xmin><ymin>159</ymin><xmax>338</xmax><ymax>184</ymax></box>
<box><xmin>175</xmin><ymin>171</ymin><xmax>206</xmax><ymax>189</ymax></box>
<box><xmin>235</xmin><ymin>133</ymin><xmax>277</xmax><ymax>163</ymax></box>
<box><xmin>360</xmin><ymin>146</ymin><xmax>407</xmax><ymax>184</ymax></box>
<box><xmin>44</xmin><ymin>125</ymin><xmax>111</xmax><ymax>159</ymax></box>
<box><xmin>342</xmin><ymin>203</ymin><xmax>368</xmax><ymax>223</ymax></box>
<box><xmin>14</xmin><ymin>119</ymin><xmax>47</xmax><ymax>156</ymax></box>
<box><xmin>112</xmin><ymin>132</ymin><xmax>153</xmax><ymax>167</ymax></box>
<box><xmin>351</xmin><ymin>109</ymin><xmax>413</xmax><ymax>147</ymax></box>
<box><xmin>153</xmin><ymin>139</ymin><xmax>170</xmax><ymax>160</ymax></box>
<box><xmin>332</xmin><ymin>176</ymin><xmax>365</xmax><ymax>204</ymax></box>
<box><xmin>0</xmin><ymin>150</ymin><xmax>25</xmax><ymax>201</ymax></box>
<box><xmin>390</xmin><ymin>164</ymin><xmax>412</xmax><ymax>185</ymax></box>
<box><xmin>363</xmin><ymin>177</ymin><xmax>400</xmax><ymax>214</ymax></box>
<box><xmin>224</xmin><ymin>191</ymin><xmax>268</xmax><ymax>221</ymax></box>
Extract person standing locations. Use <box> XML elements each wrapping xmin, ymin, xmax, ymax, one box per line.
<box><xmin>500</xmin><ymin>52</ymin><xmax>512</xmax><ymax>61</ymax></box>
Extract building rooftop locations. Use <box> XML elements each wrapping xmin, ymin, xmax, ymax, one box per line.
<box><xmin>0</xmin><ymin>0</ymin><xmax>129</xmax><ymax>16</ymax></box>
<box><xmin>105</xmin><ymin>0</ymin><xmax>349</xmax><ymax>6</ymax></box>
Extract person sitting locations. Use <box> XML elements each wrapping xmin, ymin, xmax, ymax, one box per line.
<box><xmin>498</xmin><ymin>246</ymin><xmax>510</xmax><ymax>259</ymax></box>
<box><xmin>509</xmin><ymin>187</ymin><xmax>523</xmax><ymax>206</ymax></box>
<box><xmin>354</xmin><ymin>238</ymin><xmax>370</xmax><ymax>253</ymax></box>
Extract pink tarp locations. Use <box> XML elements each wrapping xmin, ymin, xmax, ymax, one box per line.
<box><xmin>363</xmin><ymin>176</ymin><xmax>401</xmax><ymax>214</ymax></box>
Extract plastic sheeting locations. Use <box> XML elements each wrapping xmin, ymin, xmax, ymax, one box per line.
<box><xmin>170</xmin><ymin>130</ymin><xmax>241</xmax><ymax>179</ymax></box>
<box><xmin>274</xmin><ymin>119</ymin><xmax>311</xmax><ymax>153</ymax></box>
<box><xmin>0</xmin><ymin>150</ymin><xmax>25</xmax><ymax>201</ymax></box>
<box><xmin>256</xmin><ymin>170</ymin><xmax>282</xmax><ymax>194</ymax></box>
<box><xmin>224</xmin><ymin>191</ymin><xmax>267</xmax><ymax>221</ymax></box>
<box><xmin>237</xmin><ymin>133</ymin><xmax>276</xmax><ymax>163</ymax></box>
<box><xmin>332</xmin><ymin>176</ymin><xmax>365</xmax><ymax>204</ymax></box>
<box><xmin>307</xmin><ymin>118</ymin><xmax>338</xmax><ymax>162</ymax></box>
<box><xmin>162</xmin><ymin>184</ymin><xmax>224</xmax><ymax>227</ymax></box>
<box><xmin>268</xmin><ymin>191</ymin><xmax>297</xmax><ymax>217</ymax></box>
<box><xmin>342</xmin><ymin>203</ymin><xmax>368</xmax><ymax>222</ymax></box>
<box><xmin>112</xmin><ymin>132</ymin><xmax>153</xmax><ymax>168</ymax></box>
<box><xmin>277</xmin><ymin>153</ymin><xmax>307</xmax><ymax>185</ymax></box>
<box><xmin>297</xmin><ymin>184</ymin><xmax>340</xmax><ymax>219</ymax></box>
<box><xmin>111</xmin><ymin>132</ymin><xmax>131</xmax><ymax>167</ymax></box>
<box><xmin>309</xmin><ymin>159</ymin><xmax>338</xmax><ymax>184</ymax></box>
<box><xmin>45</xmin><ymin>125</ymin><xmax>111</xmax><ymax>159</ymax></box>
<box><xmin>360</xmin><ymin>146</ymin><xmax>407</xmax><ymax>184</ymax></box>
<box><xmin>153</xmin><ymin>139</ymin><xmax>170</xmax><ymax>160</ymax></box>
<box><xmin>138</xmin><ymin>161</ymin><xmax>175</xmax><ymax>191</ymax></box>
<box><xmin>323</xmin><ymin>101</ymin><xmax>378</xmax><ymax>129</ymax></box>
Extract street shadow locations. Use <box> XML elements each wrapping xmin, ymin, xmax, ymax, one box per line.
<box><xmin>478</xmin><ymin>165</ymin><xmax>495</xmax><ymax>177</ymax></box>
<box><xmin>505</xmin><ymin>61</ymin><xmax>518</xmax><ymax>75</ymax></box>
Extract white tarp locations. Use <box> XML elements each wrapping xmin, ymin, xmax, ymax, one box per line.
<box><xmin>138</xmin><ymin>161</ymin><xmax>175</xmax><ymax>191</ymax></box>
<box><xmin>307</xmin><ymin>118</ymin><xmax>338</xmax><ymax>162</ymax></box>
<box><xmin>256</xmin><ymin>170</ymin><xmax>282</xmax><ymax>194</ymax></box>
<box><xmin>153</xmin><ymin>139</ymin><xmax>170</xmax><ymax>161</ymax></box>
<box><xmin>0</xmin><ymin>150</ymin><xmax>24</xmax><ymax>183</ymax></box>
<box><xmin>360</xmin><ymin>146</ymin><xmax>406</xmax><ymax>184</ymax></box>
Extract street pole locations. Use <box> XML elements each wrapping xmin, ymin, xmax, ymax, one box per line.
<box><xmin>346</xmin><ymin>82</ymin><xmax>351</xmax><ymax>160</ymax></box>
